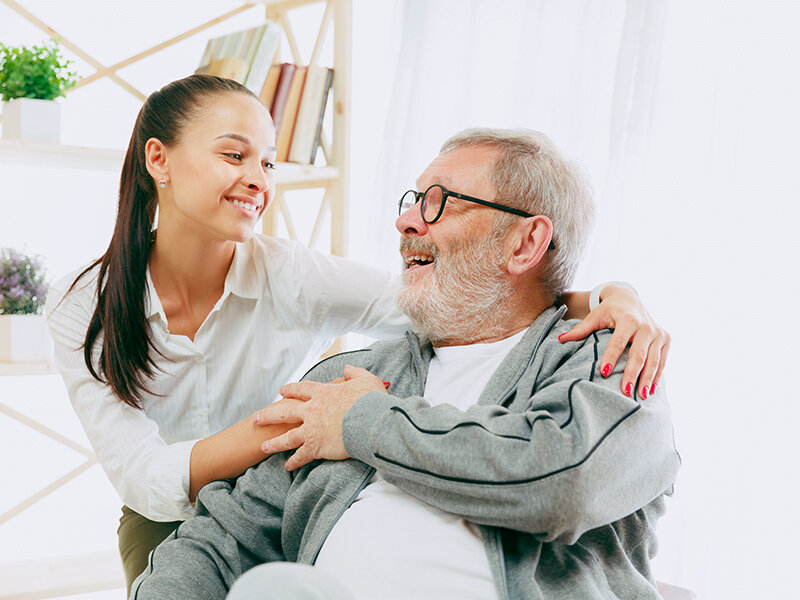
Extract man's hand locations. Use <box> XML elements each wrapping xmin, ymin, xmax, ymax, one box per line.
<box><xmin>558</xmin><ymin>286</ymin><xmax>670</xmax><ymax>399</ymax></box>
<box><xmin>252</xmin><ymin>365</ymin><xmax>388</xmax><ymax>471</ymax></box>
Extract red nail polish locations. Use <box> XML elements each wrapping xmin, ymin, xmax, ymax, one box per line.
<box><xmin>601</xmin><ymin>364</ymin><xmax>612</xmax><ymax>377</ymax></box>
<box><xmin>650</xmin><ymin>383</ymin><xmax>657</xmax><ymax>395</ymax></box>
<box><xmin>558</xmin><ymin>333</ymin><xmax>566</xmax><ymax>341</ymax></box>
<box><xmin>625</xmin><ymin>382</ymin><xmax>632</xmax><ymax>397</ymax></box>
<box><xmin>641</xmin><ymin>386</ymin><xmax>648</xmax><ymax>400</ymax></box>
<box><xmin>383</xmin><ymin>381</ymin><xmax>391</xmax><ymax>389</ymax></box>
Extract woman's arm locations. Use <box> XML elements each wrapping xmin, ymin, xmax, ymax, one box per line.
<box><xmin>560</xmin><ymin>284</ymin><xmax>670</xmax><ymax>399</ymax></box>
<box><xmin>188</xmin><ymin>403</ymin><xmax>295</xmax><ymax>502</ymax></box>
<box><xmin>46</xmin><ymin>273</ymin><xmax>291</xmax><ymax>519</ymax></box>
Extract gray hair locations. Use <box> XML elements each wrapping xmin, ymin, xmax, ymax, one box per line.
<box><xmin>440</xmin><ymin>128</ymin><xmax>595</xmax><ymax>297</ymax></box>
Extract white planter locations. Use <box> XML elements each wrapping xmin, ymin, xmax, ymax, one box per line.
<box><xmin>1</xmin><ymin>97</ymin><xmax>61</xmax><ymax>143</ymax></box>
<box><xmin>0</xmin><ymin>314</ymin><xmax>54</xmax><ymax>362</ymax></box>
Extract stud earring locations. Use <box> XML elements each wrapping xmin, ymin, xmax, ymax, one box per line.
<box><xmin>158</xmin><ymin>180</ymin><xmax>167</xmax><ymax>189</ymax></box>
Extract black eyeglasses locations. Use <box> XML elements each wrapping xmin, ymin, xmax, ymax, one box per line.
<box><xmin>398</xmin><ymin>184</ymin><xmax>555</xmax><ymax>249</ymax></box>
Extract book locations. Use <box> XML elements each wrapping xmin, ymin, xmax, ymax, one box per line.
<box><xmin>276</xmin><ymin>66</ymin><xmax>307</xmax><ymax>162</ymax></box>
<box><xmin>244</xmin><ymin>22</ymin><xmax>282</xmax><ymax>95</ymax></box>
<box><xmin>196</xmin><ymin>22</ymin><xmax>281</xmax><ymax>87</ymax></box>
<box><xmin>269</xmin><ymin>63</ymin><xmax>297</xmax><ymax>134</ymax></box>
<box><xmin>289</xmin><ymin>65</ymin><xmax>334</xmax><ymax>165</ymax></box>
<box><xmin>260</xmin><ymin>64</ymin><xmax>283</xmax><ymax>109</ymax></box>
<box><xmin>206</xmin><ymin>56</ymin><xmax>249</xmax><ymax>83</ymax></box>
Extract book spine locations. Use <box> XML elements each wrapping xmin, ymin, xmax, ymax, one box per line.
<box><xmin>260</xmin><ymin>64</ymin><xmax>283</xmax><ymax>109</ymax></box>
<box><xmin>289</xmin><ymin>66</ymin><xmax>333</xmax><ymax>164</ymax></box>
<box><xmin>270</xmin><ymin>63</ymin><xmax>297</xmax><ymax>134</ymax></box>
<box><xmin>240</xmin><ymin>24</ymin><xmax>266</xmax><ymax>84</ymax></box>
<box><xmin>245</xmin><ymin>22</ymin><xmax>282</xmax><ymax>95</ymax></box>
<box><xmin>276</xmin><ymin>66</ymin><xmax>308</xmax><ymax>162</ymax></box>
<box><xmin>308</xmin><ymin>69</ymin><xmax>333</xmax><ymax>164</ymax></box>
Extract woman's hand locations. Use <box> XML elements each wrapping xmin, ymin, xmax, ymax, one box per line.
<box><xmin>558</xmin><ymin>286</ymin><xmax>670</xmax><ymax>399</ymax></box>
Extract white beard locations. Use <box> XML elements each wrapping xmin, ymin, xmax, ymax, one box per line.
<box><xmin>397</xmin><ymin>229</ymin><xmax>513</xmax><ymax>345</ymax></box>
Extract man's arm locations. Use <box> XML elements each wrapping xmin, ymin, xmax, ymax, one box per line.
<box><xmin>259</xmin><ymin>334</ymin><xmax>680</xmax><ymax>545</ymax></box>
<box><xmin>130</xmin><ymin>455</ymin><xmax>291</xmax><ymax>600</ymax></box>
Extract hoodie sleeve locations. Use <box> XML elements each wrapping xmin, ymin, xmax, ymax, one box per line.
<box><xmin>130</xmin><ymin>454</ymin><xmax>292</xmax><ymax>599</ymax></box>
<box><xmin>343</xmin><ymin>331</ymin><xmax>680</xmax><ymax>544</ymax></box>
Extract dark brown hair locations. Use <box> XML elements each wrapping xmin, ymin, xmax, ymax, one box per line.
<box><xmin>70</xmin><ymin>75</ymin><xmax>259</xmax><ymax>408</ymax></box>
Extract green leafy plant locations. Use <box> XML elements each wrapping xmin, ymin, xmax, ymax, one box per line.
<box><xmin>0</xmin><ymin>249</ymin><xmax>49</xmax><ymax>315</ymax></box>
<box><xmin>0</xmin><ymin>40</ymin><xmax>78</xmax><ymax>101</ymax></box>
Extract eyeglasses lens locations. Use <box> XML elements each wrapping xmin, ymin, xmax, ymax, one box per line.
<box><xmin>422</xmin><ymin>186</ymin><xmax>444</xmax><ymax>222</ymax></box>
<box><xmin>399</xmin><ymin>190</ymin><xmax>417</xmax><ymax>215</ymax></box>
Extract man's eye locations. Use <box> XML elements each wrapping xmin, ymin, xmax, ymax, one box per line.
<box><xmin>224</xmin><ymin>153</ymin><xmax>243</xmax><ymax>160</ymax></box>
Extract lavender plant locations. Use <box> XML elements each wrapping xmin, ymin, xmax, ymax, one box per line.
<box><xmin>0</xmin><ymin>249</ymin><xmax>49</xmax><ymax>315</ymax></box>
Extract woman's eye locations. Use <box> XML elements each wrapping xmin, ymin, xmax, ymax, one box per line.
<box><xmin>224</xmin><ymin>153</ymin><xmax>243</xmax><ymax>160</ymax></box>
<box><xmin>263</xmin><ymin>162</ymin><xmax>276</xmax><ymax>171</ymax></box>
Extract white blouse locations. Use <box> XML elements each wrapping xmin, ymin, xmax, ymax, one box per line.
<box><xmin>46</xmin><ymin>234</ymin><xmax>408</xmax><ymax>521</ymax></box>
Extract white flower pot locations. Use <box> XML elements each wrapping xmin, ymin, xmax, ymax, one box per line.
<box><xmin>0</xmin><ymin>314</ymin><xmax>54</xmax><ymax>362</ymax></box>
<box><xmin>1</xmin><ymin>97</ymin><xmax>61</xmax><ymax>143</ymax></box>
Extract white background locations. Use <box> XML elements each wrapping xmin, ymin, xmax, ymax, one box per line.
<box><xmin>1</xmin><ymin>1</ymin><xmax>799</xmax><ymax>599</ymax></box>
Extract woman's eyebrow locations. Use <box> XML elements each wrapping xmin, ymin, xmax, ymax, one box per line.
<box><xmin>215</xmin><ymin>133</ymin><xmax>277</xmax><ymax>153</ymax></box>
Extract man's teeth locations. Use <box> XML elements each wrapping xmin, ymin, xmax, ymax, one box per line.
<box><xmin>405</xmin><ymin>254</ymin><xmax>434</xmax><ymax>265</ymax></box>
<box><xmin>230</xmin><ymin>199</ymin><xmax>259</xmax><ymax>212</ymax></box>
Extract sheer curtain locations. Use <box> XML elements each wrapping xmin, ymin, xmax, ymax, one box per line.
<box><xmin>351</xmin><ymin>1</ymin><xmax>800</xmax><ymax>598</ymax></box>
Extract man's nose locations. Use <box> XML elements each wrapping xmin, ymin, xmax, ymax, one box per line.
<box><xmin>395</xmin><ymin>202</ymin><xmax>428</xmax><ymax>236</ymax></box>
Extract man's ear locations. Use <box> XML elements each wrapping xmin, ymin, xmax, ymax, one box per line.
<box><xmin>144</xmin><ymin>137</ymin><xmax>169</xmax><ymax>182</ymax></box>
<box><xmin>507</xmin><ymin>215</ymin><xmax>554</xmax><ymax>276</ymax></box>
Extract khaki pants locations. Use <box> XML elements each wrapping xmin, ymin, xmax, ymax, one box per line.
<box><xmin>117</xmin><ymin>505</ymin><xmax>181</xmax><ymax>595</ymax></box>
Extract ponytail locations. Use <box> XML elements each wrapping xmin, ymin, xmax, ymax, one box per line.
<box><xmin>69</xmin><ymin>75</ymin><xmax>257</xmax><ymax>408</ymax></box>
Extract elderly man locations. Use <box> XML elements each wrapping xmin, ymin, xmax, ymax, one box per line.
<box><xmin>131</xmin><ymin>129</ymin><xmax>680</xmax><ymax>599</ymax></box>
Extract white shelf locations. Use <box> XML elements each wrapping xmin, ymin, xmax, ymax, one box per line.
<box><xmin>0</xmin><ymin>139</ymin><xmax>125</xmax><ymax>171</ymax></box>
<box><xmin>0</xmin><ymin>139</ymin><xmax>338</xmax><ymax>185</ymax></box>
<box><xmin>274</xmin><ymin>162</ymin><xmax>339</xmax><ymax>186</ymax></box>
<box><xmin>0</xmin><ymin>361</ymin><xmax>57</xmax><ymax>377</ymax></box>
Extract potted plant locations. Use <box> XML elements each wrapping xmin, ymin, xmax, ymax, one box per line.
<box><xmin>0</xmin><ymin>40</ymin><xmax>78</xmax><ymax>143</ymax></box>
<box><xmin>0</xmin><ymin>248</ymin><xmax>52</xmax><ymax>362</ymax></box>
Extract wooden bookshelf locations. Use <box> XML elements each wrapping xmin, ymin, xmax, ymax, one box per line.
<box><xmin>0</xmin><ymin>0</ymin><xmax>352</xmax><ymax>257</ymax></box>
<box><xmin>0</xmin><ymin>2</ymin><xmax>353</xmax><ymax>596</ymax></box>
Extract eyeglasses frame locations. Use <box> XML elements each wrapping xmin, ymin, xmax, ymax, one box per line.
<box><xmin>398</xmin><ymin>184</ymin><xmax>555</xmax><ymax>250</ymax></box>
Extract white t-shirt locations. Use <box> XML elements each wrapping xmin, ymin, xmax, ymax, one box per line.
<box><xmin>315</xmin><ymin>329</ymin><xmax>527</xmax><ymax>600</ymax></box>
<box><xmin>46</xmin><ymin>234</ymin><xmax>408</xmax><ymax>521</ymax></box>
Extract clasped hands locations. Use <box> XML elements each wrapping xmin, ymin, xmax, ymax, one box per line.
<box><xmin>252</xmin><ymin>365</ymin><xmax>387</xmax><ymax>471</ymax></box>
<box><xmin>254</xmin><ymin>287</ymin><xmax>670</xmax><ymax>471</ymax></box>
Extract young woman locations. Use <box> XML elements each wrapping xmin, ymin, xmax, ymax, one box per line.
<box><xmin>46</xmin><ymin>75</ymin><xmax>668</xmax><ymax>591</ymax></box>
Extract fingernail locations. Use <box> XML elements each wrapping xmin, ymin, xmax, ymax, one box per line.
<box><xmin>625</xmin><ymin>382</ymin><xmax>632</xmax><ymax>397</ymax></box>
<box><xmin>650</xmin><ymin>383</ymin><xmax>657</xmax><ymax>395</ymax></box>
<box><xmin>252</xmin><ymin>412</ymin><xmax>261</xmax><ymax>424</ymax></box>
<box><xmin>601</xmin><ymin>363</ymin><xmax>612</xmax><ymax>377</ymax></box>
<box><xmin>261</xmin><ymin>441</ymin><xmax>270</xmax><ymax>453</ymax></box>
<box><xmin>383</xmin><ymin>381</ymin><xmax>391</xmax><ymax>389</ymax></box>
<box><xmin>641</xmin><ymin>386</ymin><xmax>648</xmax><ymax>400</ymax></box>
<box><xmin>558</xmin><ymin>333</ymin><xmax>567</xmax><ymax>341</ymax></box>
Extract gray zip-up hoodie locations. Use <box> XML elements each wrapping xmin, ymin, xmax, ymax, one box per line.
<box><xmin>131</xmin><ymin>306</ymin><xmax>680</xmax><ymax>600</ymax></box>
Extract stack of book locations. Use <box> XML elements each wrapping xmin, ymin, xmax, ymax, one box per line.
<box><xmin>196</xmin><ymin>22</ymin><xmax>282</xmax><ymax>97</ymax></box>
<box><xmin>261</xmin><ymin>63</ymin><xmax>333</xmax><ymax>165</ymax></box>
<box><xmin>196</xmin><ymin>23</ymin><xmax>333</xmax><ymax>166</ymax></box>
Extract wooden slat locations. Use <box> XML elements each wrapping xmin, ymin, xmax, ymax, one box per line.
<box><xmin>0</xmin><ymin>458</ymin><xmax>97</xmax><ymax>526</ymax></box>
<box><xmin>308</xmin><ymin>189</ymin><xmax>330</xmax><ymax>248</ymax></box>
<box><xmin>309</xmin><ymin>1</ymin><xmax>333</xmax><ymax>65</ymax></box>
<box><xmin>73</xmin><ymin>3</ymin><xmax>258</xmax><ymax>90</ymax></box>
<box><xmin>0</xmin><ymin>0</ymin><xmax>146</xmax><ymax>101</ymax></box>
<box><xmin>279</xmin><ymin>12</ymin><xmax>304</xmax><ymax>64</ymax></box>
